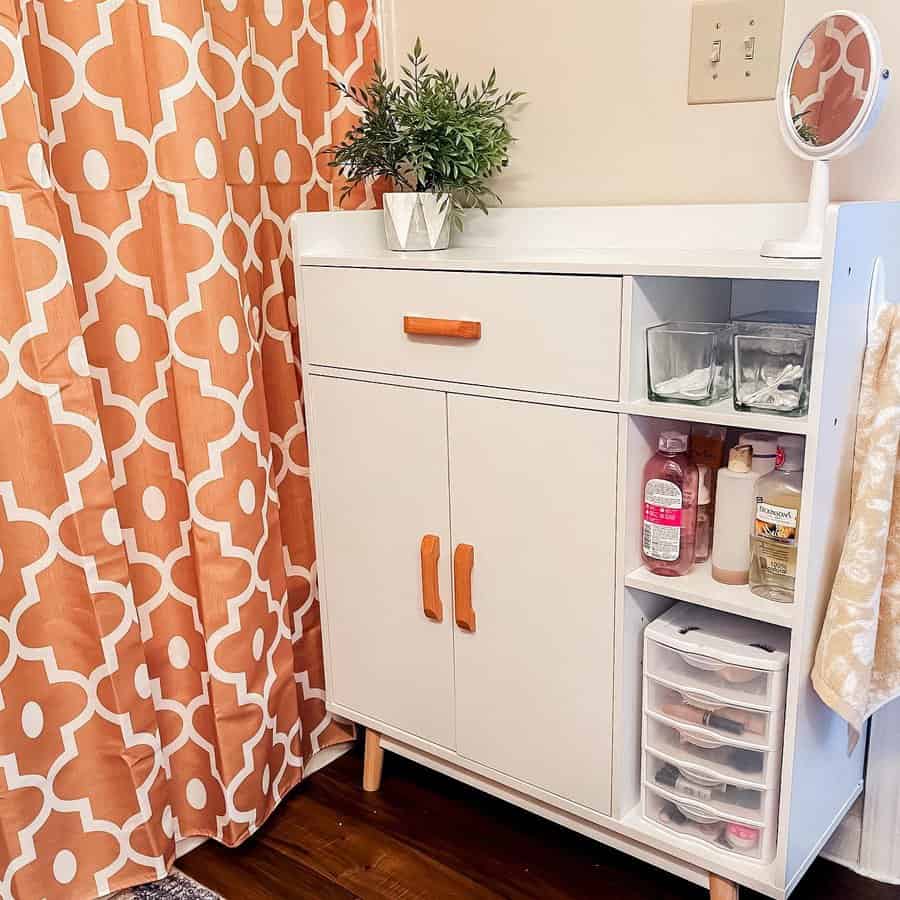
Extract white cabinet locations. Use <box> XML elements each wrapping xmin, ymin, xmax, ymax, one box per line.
<box><xmin>307</xmin><ymin>376</ymin><xmax>455</xmax><ymax>748</ymax></box>
<box><xmin>309</xmin><ymin>376</ymin><xmax>619</xmax><ymax>811</ymax></box>
<box><xmin>449</xmin><ymin>395</ymin><xmax>617</xmax><ymax>812</ymax></box>
<box><xmin>295</xmin><ymin>201</ymin><xmax>900</xmax><ymax>900</ymax></box>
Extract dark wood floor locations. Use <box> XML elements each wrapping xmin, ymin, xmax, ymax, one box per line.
<box><xmin>181</xmin><ymin>741</ymin><xmax>892</xmax><ymax>900</ymax></box>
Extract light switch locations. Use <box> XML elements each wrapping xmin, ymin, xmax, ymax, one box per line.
<box><xmin>688</xmin><ymin>0</ymin><xmax>784</xmax><ymax>104</ymax></box>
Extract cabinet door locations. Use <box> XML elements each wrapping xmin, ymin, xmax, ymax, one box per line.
<box><xmin>308</xmin><ymin>376</ymin><xmax>454</xmax><ymax>748</ymax></box>
<box><xmin>448</xmin><ymin>395</ymin><xmax>617</xmax><ymax>813</ymax></box>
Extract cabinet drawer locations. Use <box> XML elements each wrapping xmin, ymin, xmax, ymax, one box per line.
<box><xmin>645</xmin><ymin>714</ymin><xmax>778</xmax><ymax>789</ymax></box>
<box><xmin>645</xmin><ymin>638</ymin><xmax>785</xmax><ymax>712</ymax></box>
<box><xmin>644</xmin><ymin>784</ymin><xmax>773</xmax><ymax>862</ymax></box>
<box><xmin>644</xmin><ymin>749</ymin><xmax>775</xmax><ymax>826</ymax></box>
<box><xmin>645</xmin><ymin>678</ymin><xmax>777</xmax><ymax>749</ymax></box>
<box><xmin>300</xmin><ymin>267</ymin><xmax>622</xmax><ymax>399</ymax></box>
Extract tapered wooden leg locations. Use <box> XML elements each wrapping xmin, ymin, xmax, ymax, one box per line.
<box><xmin>709</xmin><ymin>874</ymin><xmax>739</xmax><ymax>900</ymax></box>
<box><xmin>362</xmin><ymin>728</ymin><xmax>384</xmax><ymax>792</ymax></box>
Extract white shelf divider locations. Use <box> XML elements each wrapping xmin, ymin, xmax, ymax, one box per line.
<box><xmin>625</xmin><ymin>562</ymin><xmax>795</xmax><ymax>629</ymax></box>
<box><xmin>625</xmin><ymin>399</ymin><xmax>808</xmax><ymax>436</ymax></box>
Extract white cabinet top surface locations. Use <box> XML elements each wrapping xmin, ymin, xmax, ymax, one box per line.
<box><xmin>300</xmin><ymin>244</ymin><xmax>821</xmax><ymax>281</ymax></box>
<box><xmin>291</xmin><ymin>204</ymin><xmax>838</xmax><ymax>282</ymax></box>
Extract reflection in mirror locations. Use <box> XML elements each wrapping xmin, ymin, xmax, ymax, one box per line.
<box><xmin>762</xmin><ymin>11</ymin><xmax>889</xmax><ymax>258</ymax></box>
<box><xmin>789</xmin><ymin>15</ymin><xmax>872</xmax><ymax>149</ymax></box>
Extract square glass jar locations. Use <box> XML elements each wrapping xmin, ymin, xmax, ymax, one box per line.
<box><xmin>646</xmin><ymin>322</ymin><xmax>734</xmax><ymax>405</ymax></box>
<box><xmin>733</xmin><ymin>324</ymin><xmax>813</xmax><ymax>416</ymax></box>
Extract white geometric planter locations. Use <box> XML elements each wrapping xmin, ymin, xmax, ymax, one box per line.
<box><xmin>383</xmin><ymin>191</ymin><xmax>452</xmax><ymax>251</ymax></box>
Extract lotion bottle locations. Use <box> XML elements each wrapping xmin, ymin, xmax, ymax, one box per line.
<box><xmin>711</xmin><ymin>445</ymin><xmax>759</xmax><ymax>585</ymax></box>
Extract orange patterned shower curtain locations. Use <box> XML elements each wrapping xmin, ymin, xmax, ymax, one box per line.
<box><xmin>0</xmin><ymin>2</ymin><xmax>378</xmax><ymax>897</ymax></box>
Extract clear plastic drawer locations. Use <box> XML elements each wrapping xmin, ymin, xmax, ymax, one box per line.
<box><xmin>644</xmin><ymin>713</ymin><xmax>778</xmax><ymax>789</ymax></box>
<box><xmin>645</xmin><ymin>677</ymin><xmax>777</xmax><ymax>748</ymax></box>
<box><xmin>644</xmin><ymin>749</ymin><xmax>775</xmax><ymax>826</ymax></box>
<box><xmin>645</xmin><ymin>639</ymin><xmax>784</xmax><ymax>711</ymax></box>
<box><xmin>644</xmin><ymin>782</ymin><xmax>774</xmax><ymax>862</ymax></box>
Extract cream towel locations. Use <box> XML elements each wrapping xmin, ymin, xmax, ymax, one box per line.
<box><xmin>813</xmin><ymin>305</ymin><xmax>900</xmax><ymax>748</ymax></box>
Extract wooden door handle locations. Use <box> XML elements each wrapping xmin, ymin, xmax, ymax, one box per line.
<box><xmin>403</xmin><ymin>316</ymin><xmax>481</xmax><ymax>340</ymax></box>
<box><xmin>420</xmin><ymin>534</ymin><xmax>442</xmax><ymax>622</ymax></box>
<box><xmin>453</xmin><ymin>543</ymin><xmax>476</xmax><ymax>632</ymax></box>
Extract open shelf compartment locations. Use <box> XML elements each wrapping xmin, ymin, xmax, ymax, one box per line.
<box><xmin>624</xmin><ymin>275</ymin><xmax>819</xmax><ymax>415</ymax></box>
<box><xmin>621</xmin><ymin>414</ymin><xmax>804</xmax><ymax>628</ymax></box>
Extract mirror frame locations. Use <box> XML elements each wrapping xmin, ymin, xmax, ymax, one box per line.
<box><xmin>778</xmin><ymin>9</ymin><xmax>886</xmax><ymax>161</ymax></box>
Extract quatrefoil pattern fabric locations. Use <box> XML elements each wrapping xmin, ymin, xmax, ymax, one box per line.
<box><xmin>0</xmin><ymin>2</ymin><xmax>378</xmax><ymax>897</ymax></box>
<box><xmin>789</xmin><ymin>14</ymin><xmax>872</xmax><ymax>147</ymax></box>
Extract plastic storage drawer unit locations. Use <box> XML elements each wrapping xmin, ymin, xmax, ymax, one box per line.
<box><xmin>641</xmin><ymin>604</ymin><xmax>790</xmax><ymax>863</ymax></box>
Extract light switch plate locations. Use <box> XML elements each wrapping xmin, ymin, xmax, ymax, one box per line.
<box><xmin>688</xmin><ymin>0</ymin><xmax>784</xmax><ymax>104</ymax></box>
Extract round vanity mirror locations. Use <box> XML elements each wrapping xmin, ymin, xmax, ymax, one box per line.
<box><xmin>761</xmin><ymin>11</ymin><xmax>890</xmax><ymax>259</ymax></box>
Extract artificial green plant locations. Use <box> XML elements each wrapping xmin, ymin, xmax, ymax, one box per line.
<box><xmin>328</xmin><ymin>39</ymin><xmax>524</xmax><ymax>229</ymax></box>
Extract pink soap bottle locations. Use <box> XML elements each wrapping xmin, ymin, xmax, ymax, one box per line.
<box><xmin>641</xmin><ymin>431</ymin><xmax>698</xmax><ymax>577</ymax></box>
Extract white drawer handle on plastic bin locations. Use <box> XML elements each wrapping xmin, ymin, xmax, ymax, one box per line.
<box><xmin>677</xmin><ymin>650</ymin><xmax>765</xmax><ymax>686</ymax></box>
<box><xmin>678</xmin><ymin>729</ymin><xmax>724</xmax><ymax>750</ymax></box>
<box><xmin>674</xmin><ymin>799</ymin><xmax>722</xmax><ymax>825</ymax></box>
<box><xmin>675</xmin><ymin>764</ymin><xmax>726</xmax><ymax>790</ymax></box>
<box><xmin>678</xmin><ymin>688</ymin><xmax>725</xmax><ymax>711</ymax></box>
<box><xmin>678</xmin><ymin>651</ymin><xmax>726</xmax><ymax>672</ymax></box>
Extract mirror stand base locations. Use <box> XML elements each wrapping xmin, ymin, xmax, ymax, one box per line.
<box><xmin>761</xmin><ymin>159</ymin><xmax>830</xmax><ymax>260</ymax></box>
<box><xmin>760</xmin><ymin>236</ymin><xmax>824</xmax><ymax>259</ymax></box>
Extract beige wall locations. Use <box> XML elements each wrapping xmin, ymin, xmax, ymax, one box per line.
<box><xmin>382</xmin><ymin>1</ymin><xmax>899</xmax><ymax>207</ymax></box>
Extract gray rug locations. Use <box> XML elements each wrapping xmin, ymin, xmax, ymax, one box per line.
<box><xmin>112</xmin><ymin>870</ymin><xmax>222</xmax><ymax>900</ymax></box>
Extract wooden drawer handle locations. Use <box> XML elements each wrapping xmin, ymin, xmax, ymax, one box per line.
<box><xmin>453</xmin><ymin>543</ymin><xmax>476</xmax><ymax>632</ymax></box>
<box><xmin>420</xmin><ymin>534</ymin><xmax>442</xmax><ymax>622</ymax></box>
<box><xmin>404</xmin><ymin>316</ymin><xmax>481</xmax><ymax>340</ymax></box>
